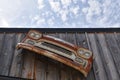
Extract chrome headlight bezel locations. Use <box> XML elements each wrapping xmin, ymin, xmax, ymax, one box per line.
<box><xmin>77</xmin><ymin>48</ymin><xmax>92</xmax><ymax>59</ymax></box>
<box><xmin>28</xmin><ymin>31</ymin><xmax>42</xmax><ymax>40</ymax></box>
<box><xmin>24</xmin><ymin>39</ymin><xmax>36</xmax><ymax>45</ymax></box>
<box><xmin>27</xmin><ymin>39</ymin><xmax>35</xmax><ymax>45</ymax></box>
<box><xmin>75</xmin><ymin>57</ymin><xmax>88</xmax><ymax>68</ymax></box>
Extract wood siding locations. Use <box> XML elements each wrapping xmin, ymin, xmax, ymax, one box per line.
<box><xmin>0</xmin><ymin>32</ymin><xmax>120</xmax><ymax>80</ymax></box>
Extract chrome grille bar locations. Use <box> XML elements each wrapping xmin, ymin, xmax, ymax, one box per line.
<box><xmin>34</xmin><ymin>41</ymin><xmax>76</xmax><ymax>60</ymax></box>
<box><xmin>41</xmin><ymin>42</ymin><xmax>72</xmax><ymax>55</ymax></box>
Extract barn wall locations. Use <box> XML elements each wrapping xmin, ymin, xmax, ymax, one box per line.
<box><xmin>0</xmin><ymin>32</ymin><xmax>120</xmax><ymax>80</ymax></box>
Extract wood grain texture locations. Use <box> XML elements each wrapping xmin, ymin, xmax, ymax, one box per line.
<box><xmin>21</xmin><ymin>50</ymin><xmax>35</xmax><ymax>79</ymax></box>
<box><xmin>76</xmin><ymin>33</ymin><xmax>95</xmax><ymax>80</ymax></box>
<box><xmin>0</xmin><ymin>34</ymin><xmax>16</xmax><ymax>75</ymax></box>
<box><xmin>64</xmin><ymin>32</ymin><xmax>82</xmax><ymax>80</ymax></box>
<box><xmin>45</xmin><ymin>33</ymin><xmax>60</xmax><ymax>80</ymax></box>
<box><xmin>9</xmin><ymin>34</ymin><xmax>24</xmax><ymax>77</ymax></box>
<box><xmin>58</xmin><ymin>33</ymin><xmax>73</xmax><ymax>80</ymax></box>
<box><xmin>105</xmin><ymin>33</ymin><xmax>120</xmax><ymax>77</ymax></box>
<box><xmin>34</xmin><ymin>56</ymin><xmax>47</xmax><ymax>80</ymax></box>
<box><xmin>0</xmin><ymin>32</ymin><xmax>120</xmax><ymax>80</ymax></box>
<box><xmin>97</xmin><ymin>33</ymin><xmax>119</xmax><ymax>80</ymax></box>
<box><xmin>88</xmin><ymin>34</ymin><xmax>108</xmax><ymax>80</ymax></box>
<box><xmin>0</xmin><ymin>33</ymin><xmax>5</xmax><ymax>54</ymax></box>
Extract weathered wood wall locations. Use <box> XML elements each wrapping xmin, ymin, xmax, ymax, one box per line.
<box><xmin>0</xmin><ymin>32</ymin><xmax>120</xmax><ymax>80</ymax></box>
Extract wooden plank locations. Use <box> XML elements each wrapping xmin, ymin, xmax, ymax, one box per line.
<box><xmin>0</xmin><ymin>33</ymin><xmax>5</xmax><ymax>54</ymax></box>
<box><xmin>60</xmin><ymin>67</ymin><xmax>72</xmax><ymax>80</ymax></box>
<box><xmin>86</xmin><ymin>33</ymin><xmax>100</xmax><ymax>80</ymax></box>
<box><xmin>1</xmin><ymin>32</ymin><xmax>120</xmax><ymax>80</ymax></box>
<box><xmin>58</xmin><ymin>33</ymin><xmax>73</xmax><ymax>80</ymax></box>
<box><xmin>0</xmin><ymin>33</ymin><xmax>16</xmax><ymax>76</ymax></box>
<box><xmin>58</xmin><ymin>32</ymin><xmax>86</xmax><ymax>80</ymax></box>
<box><xmin>0</xmin><ymin>75</ymin><xmax>31</xmax><ymax>80</ymax></box>
<box><xmin>76</xmin><ymin>32</ymin><xmax>88</xmax><ymax>48</ymax></box>
<box><xmin>88</xmin><ymin>34</ymin><xmax>108</xmax><ymax>80</ymax></box>
<box><xmin>33</xmin><ymin>55</ymin><xmax>47</xmax><ymax>80</ymax></box>
<box><xmin>65</xmin><ymin>32</ymin><xmax>77</xmax><ymax>45</ymax></box>
<box><xmin>33</xmin><ymin>33</ymin><xmax>61</xmax><ymax>80</ymax></box>
<box><xmin>66</xmin><ymin>32</ymin><xmax>84</xmax><ymax>80</ymax></box>
<box><xmin>114</xmin><ymin>32</ymin><xmax>120</xmax><ymax>49</ymax></box>
<box><xmin>76</xmin><ymin>32</ymin><xmax>95</xmax><ymax>80</ymax></box>
<box><xmin>45</xmin><ymin>33</ymin><xmax>60</xmax><ymax>80</ymax></box>
<box><xmin>10</xmin><ymin>33</ymin><xmax>36</xmax><ymax>79</ymax></box>
<box><xmin>96</xmin><ymin>33</ymin><xmax>119</xmax><ymax>80</ymax></box>
<box><xmin>9</xmin><ymin>34</ymin><xmax>24</xmax><ymax>77</ymax></box>
<box><xmin>34</xmin><ymin>52</ymin><xmax>60</xmax><ymax>80</ymax></box>
<box><xmin>105</xmin><ymin>33</ymin><xmax>120</xmax><ymax>76</ymax></box>
<box><xmin>46</xmin><ymin>62</ymin><xmax>60</xmax><ymax>80</ymax></box>
<box><xmin>21</xmin><ymin>50</ymin><xmax>35</xmax><ymax>79</ymax></box>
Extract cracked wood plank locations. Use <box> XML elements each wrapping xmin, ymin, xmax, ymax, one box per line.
<box><xmin>96</xmin><ymin>33</ymin><xmax>119</xmax><ymax>80</ymax></box>
<box><xmin>88</xmin><ymin>33</ymin><xmax>108</xmax><ymax>80</ymax></box>
<box><xmin>9</xmin><ymin>34</ymin><xmax>24</xmax><ymax>77</ymax></box>
<box><xmin>105</xmin><ymin>33</ymin><xmax>120</xmax><ymax>77</ymax></box>
<box><xmin>0</xmin><ymin>33</ymin><xmax>16</xmax><ymax>75</ymax></box>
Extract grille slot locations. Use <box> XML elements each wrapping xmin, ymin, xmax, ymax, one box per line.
<box><xmin>41</xmin><ymin>42</ymin><xmax>72</xmax><ymax>56</ymax></box>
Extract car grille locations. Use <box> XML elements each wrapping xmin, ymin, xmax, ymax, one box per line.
<box><xmin>41</xmin><ymin>42</ymin><xmax>73</xmax><ymax>56</ymax></box>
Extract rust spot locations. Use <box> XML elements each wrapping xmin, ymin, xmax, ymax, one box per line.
<box><xmin>27</xmin><ymin>71</ymin><xmax>32</xmax><ymax>79</ymax></box>
<box><xmin>16</xmin><ymin>30</ymin><xmax>93</xmax><ymax>77</ymax></box>
<box><xmin>33</xmin><ymin>59</ymin><xmax>36</xmax><ymax>80</ymax></box>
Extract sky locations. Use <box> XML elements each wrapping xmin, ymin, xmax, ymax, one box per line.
<box><xmin>0</xmin><ymin>0</ymin><xmax>120</xmax><ymax>28</ymax></box>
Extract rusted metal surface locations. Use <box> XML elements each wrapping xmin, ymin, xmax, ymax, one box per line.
<box><xmin>0</xmin><ymin>31</ymin><xmax>120</xmax><ymax>80</ymax></box>
<box><xmin>16</xmin><ymin>30</ymin><xmax>93</xmax><ymax>77</ymax></box>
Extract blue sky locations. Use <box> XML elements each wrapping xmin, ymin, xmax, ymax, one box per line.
<box><xmin>0</xmin><ymin>0</ymin><xmax>120</xmax><ymax>28</ymax></box>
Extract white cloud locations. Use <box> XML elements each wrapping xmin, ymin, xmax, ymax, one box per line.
<box><xmin>36</xmin><ymin>18</ymin><xmax>45</xmax><ymax>25</ymax></box>
<box><xmin>81</xmin><ymin>0</ymin><xmax>86</xmax><ymax>3</ymax></box>
<box><xmin>0</xmin><ymin>18</ymin><xmax>9</xmax><ymax>27</ymax></box>
<box><xmin>61</xmin><ymin>13</ymin><xmax>67</xmax><ymax>22</ymax></box>
<box><xmin>83</xmin><ymin>0</ymin><xmax>102</xmax><ymax>23</ymax></box>
<box><xmin>99</xmin><ymin>16</ymin><xmax>108</xmax><ymax>24</ymax></box>
<box><xmin>61</xmin><ymin>0</ymin><xmax>71</xmax><ymax>8</ymax></box>
<box><xmin>59</xmin><ymin>10</ymin><xmax>68</xmax><ymax>22</ymax></box>
<box><xmin>38</xmin><ymin>0</ymin><xmax>44</xmax><ymax>9</ymax></box>
<box><xmin>49</xmin><ymin>1</ymin><xmax>61</xmax><ymax>12</ymax></box>
<box><xmin>73</xmin><ymin>0</ymin><xmax>78</xmax><ymax>4</ymax></box>
<box><xmin>102</xmin><ymin>0</ymin><xmax>111</xmax><ymax>16</ymax></box>
<box><xmin>47</xmin><ymin>15</ymin><xmax>54</xmax><ymax>25</ymax></box>
<box><xmin>103</xmin><ymin>0</ymin><xmax>111</xmax><ymax>7</ymax></box>
<box><xmin>0</xmin><ymin>8</ymin><xmax>3</xmax><ymax>12</ymax></box>
<box><xmin>0</xmin><ymin>0</ymin><xmax>119</xmax><ymax>28</ymax></box>
<box><xmin>32</xmin><ymin>0</ymin><xmax>120</xmax><ymax>28</ymax></box>
<box><xmin>70</xmin><ymin>6</ymin><xmax>79</xmax><ymax>15</ymax></box>
<box><xmin>33</xmin><ymin>15</ymin><xmax>39</xmax><ymax>20</ymax></box>
<box><xmin>47</xmin><ymin>18</ymin><xmax>54</xmax><ymax>25</ymax></box>
<box><xmin>88</xmin><ymin>0</ymin><xmax>102</xmax><ymax>15</ymax></box>
<box><xmin>48</xmin><ymin>0</ymin><xmax>72</xmax><ymax>22</ymax></box>
<box><xmin>82</xmin><ymin>0</ymin><xmax>120</xmax><ymax>28</ymax></box>
<box><xmin>31</xmin><ymin>15</ymin><xmax>45</xmax><ymax>25</ymax></box>
<box><xmin>82</xmin><ymin>7</ymin><xmax>88</xmax><ymax>14</ymax></box>
<box><xmin>109</xmin><ymin>23</ymin><xmax>120</xmax><ymax>28</ymax></box>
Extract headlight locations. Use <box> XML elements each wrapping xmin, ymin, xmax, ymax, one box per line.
<box><xmin>75</xmin><ymin>57</ymin><xmax>87</xmax><ymax>68</ymax></box>
<box><xmin>27</xmin><ymin>40</ymin><xmax>35</xmax><ymax>45</ymax></box>
<box><xmin>30</xmin><ymin>32</ymin><xmax>35</xmax><ymax>37</ymax></box>
<box><xmin>78</xmin><ymin>48</ymin><xmax>92</xmax><ymax>59</ymax></box>
<box><xmin>24</xmin><ymin>38</ymin><xmax>36</xmax><ymax>45</ymax></box>
<box><xmin>84</xmin><ymin>52</ymin><xmax>90</xmax><ymax>57</ymax></box>
<box><xmin>78</xmin><ymin>49</ymin><xmax>84</xmax><ymax>55</ymax></box>
<box><xmin>29</xmin><ymin>31</ymin><xmax>42</xmax><ymax>39</ymax></box>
